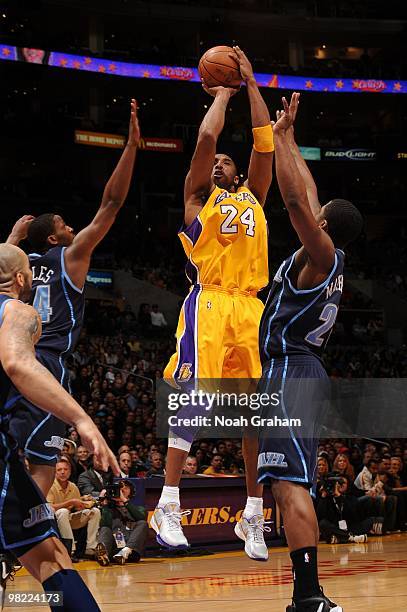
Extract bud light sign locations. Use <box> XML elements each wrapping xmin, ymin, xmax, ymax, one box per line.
<box><xmin>323</xmin><ymin>148</ymin><xmax>376</xmax><ymax>161</ymax></box>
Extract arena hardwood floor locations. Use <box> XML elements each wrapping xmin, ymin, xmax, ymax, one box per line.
<box><xmin>5</xmin><ymin>534</ymin><xmax>407</xmax><ymax>611</ymax></box>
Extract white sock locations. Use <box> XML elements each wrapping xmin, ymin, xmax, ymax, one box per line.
<box><xmin>121</xmin><ymin>546</ymin><xmax>132</xmax><ymax>558</ymax></box>
<box><xmin>159</xmin><ymin>485</ymin><xmax>180</xmax><ymax>507</ymax></box>
<box><xmin>243</xmin><ymin>496</ymin><xmax>263</xmax><ymax>518</ymax></box>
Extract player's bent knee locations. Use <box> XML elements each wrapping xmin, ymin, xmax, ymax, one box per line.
<box><xmin>19</xmin><ymin>537</ymin><xmax>72</xmax><ymax>583</ymax></box>
<box><xmin>271</xmin><ymin>480</ymin><xmax>303</xmax><ymax>510</ymax></box>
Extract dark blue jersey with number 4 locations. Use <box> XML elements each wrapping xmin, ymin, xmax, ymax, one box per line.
<box><xmin>29</xmin><ymin>247</ymin><xmax>84</xmax><ymax>357</ymax></box>
<box><xmin>259</xmin><ymin>248</ymin><xmax>345</xmax><ymax>363</ymax></box>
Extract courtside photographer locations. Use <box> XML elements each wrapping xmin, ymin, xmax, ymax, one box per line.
<box><xmin>95</xmin><ymin>479</ymin><xmax>148</xmax><ymax>566</ymax></box>
<box><xmin>317</xmin><ymin>475</ymin><xmax>382</xmax><ymax>544</ymax></box>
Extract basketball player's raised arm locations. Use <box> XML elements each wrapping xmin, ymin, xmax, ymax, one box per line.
<box><xmin>0</xmin><ymin>300</ymin><xmax>119</xmax><ymax>475</ymax></box>
<box><xmin>184</xmin><ymin>86</ymin><xmax>235</xmax><ymax>226</ymax></box>
<box><xmin>274</xmin><ymin>95</ymin><xmax>334</xmax><ymax>272</ymax></box>
<box><xmin>64</xmin><ymin>99</ymin><xmax>140</xmax><ymax>288</ymax></box>
<box><xmin>283</xmin><ymin>104</ymin><xmax>321</xmax><ymax>216</ymax></box>
<box><xmin>6</xmin><ymin>215</ymin><xmax>35</xmax><ymax>246</ymax></box>
<box><xmin>233</xmin><ymin>47</ymin><xmax>273</xmax><ymax>206</ymax></box>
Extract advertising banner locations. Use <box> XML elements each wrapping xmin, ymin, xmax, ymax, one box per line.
<box><xmin>323</xmin><ymin>148</ymin><xmax>376</xmax><ymax>161</ymax></box>
<box><xmin>144</xmin><ymin>477</ymin><xmax>277</xmax><ymax>547</ymax></box>
<box><xmin>139</xmin><ymin>137</ymin><xmax>183</xmax><ymax>152</ymax></box>
<box><xmin>75</xmin><ymin>131</ymin><xmax>125</xmax><ymax>148</ymax></box>
<box><xmin>299</xmin><ymin>146</ymin><xmax>321</xmax><ymax>161</ymax></box>
<box><xmin>86</xmin><ymin>269</ymin><xmax>113</xmax><ymax>287</ymax></box>
<box><xmin>75</xmin><ymin>130</ymin><xmax>183</xmax><ymax>152</ymax></box>
<box><xmin>2</xmin><ymin>44</ymin><xmax>405</xmax><ymax>95</ymax></box>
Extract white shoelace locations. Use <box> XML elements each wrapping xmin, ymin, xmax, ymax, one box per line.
<box><xmin>247</xmin><ymin>520</ymin><xmax>272</xmax><ymax>543</ymax></box>
<box><xmin>164</xmin><ymin>509</ymin><xmax>191</xmax><ymax>532</ymax></box>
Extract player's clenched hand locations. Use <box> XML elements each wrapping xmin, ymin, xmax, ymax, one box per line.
<box><xmin>231</xmin><ymin>46</ymin><xmax>254</xmax><ymax>82</ymax></box>
<box><xmin>7</xmin><ymin>215</ymin><xmax>35</xmax><ymax>244</ymax></box>
<box><xmin>127</xmin><ymin>98</ymin><xmax>141</xmax><ymax>147</ymax></box>
<box><xmin>201</xmin><ymin>81</ymin><xmax>239</xmax><ymax>98</ymax></box>
<box><xmin>272</xmin><ymin>92</ymin><xmax>300</xmax><ymax>134</ymax></box>
<box><xmin>74</xmin><ymin>416</ymin><xmax>120</xmax><ymax>475</ymax></box>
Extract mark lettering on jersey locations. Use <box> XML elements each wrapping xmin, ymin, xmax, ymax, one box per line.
<box><xmin>178</xmin><ymin>363</ymin><xmax>193</xmax><ymax>381</ymax></box>
<box><xmin>32</xmin><ymin>265</ymin><xmax>55</xmax><ymax>284</ymax></box>
<box><xmin>274</xmin><ymin>261</ymin><xmax>285</xmax><ymax>283</ymax></box>
<box><xmin>325</xmin><ymin>274</ymin><xmax>343</xmax><ymax>300</ymax></box>
<box><xmin>214</xmin><ymin>190</ymin><xmax>229</xmax><ymax>206</ymax></box>
<box><xmin>234</xmin><ymin>191</ymin><xmax>257</xmax><ymax>205</ymax></box>
<box><xmin>207</xmin><ymin>300</ymin><xmax>212</xmax><ymax>310</ymax></box>
<box><xmin>23</xmin><ymin>503</ymin><xmax>54</xmax><ymax>528</ymax></box>
<box><xmin>43</xmin><ymin>436</ymin><xmax>65</xmax><ymax>450</ymax></box>
<box><xmin>258</xmin><ymin>452</ymin><xmax>288</xmax><ymax>468</ymax></box>
<box><xmin>214</xmin><ymin>190</ymin><xmax>256</xmax><ymax>206</ymax></box>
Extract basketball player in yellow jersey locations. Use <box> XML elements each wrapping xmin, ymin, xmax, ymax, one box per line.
<box><xmin>151</xmin><ymin>48</ymin><xmax>275</xmax><ymax>560</ymax></box>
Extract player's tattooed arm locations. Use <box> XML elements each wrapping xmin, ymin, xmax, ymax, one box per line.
<box><xmin>185</xmin><ymin>86</ymin><xmax>235</xmax><ymax>226</ymax></box>
<box><xmin>64</xmin><ymin>99</ymin><xmax>140</xmax><ymax>289</ymax></box>
<box><xmin>0</xmin><ymin>301</ymin><xmax>119</xmax><ymax>474</ymax></box>
<box><xmin>6</xmin><ymin>215</ymin><xmax>35</xmax><ymax>246</ymax></box>
<box><xmin>273</xmin><ymin>95</ymin><xmax>335</xmax><ymax>274</ymax></box>
<box><xmin>232</xmin><ymin>46</ymin><xmax>273</xmax><ymax>206</ymax></box>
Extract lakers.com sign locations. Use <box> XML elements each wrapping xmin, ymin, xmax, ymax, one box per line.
<box><xmin>145</xmin><ymin>477</ymin><xmax>277</xmax><ymax>547</ymax></box>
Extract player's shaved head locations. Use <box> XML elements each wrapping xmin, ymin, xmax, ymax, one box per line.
<box><xmin>0</xmin><ymin>243</ymin><xmax>32</xmax><ymax>299</ymax></box>
<box><xmin>0</xmin><ymin>243</ymin><xmax>28</xmax><ymax>284</ymax></box>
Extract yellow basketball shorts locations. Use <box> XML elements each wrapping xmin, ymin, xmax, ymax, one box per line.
<box><xmin>164</xmin><ymin>284</ymin><xmax>264</xmax><ymax>382</ymax></box>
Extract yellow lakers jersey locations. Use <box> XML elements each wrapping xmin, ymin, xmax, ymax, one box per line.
<box><xmin>179</xmin><ymin>186</ymin><xmax>268</xmax><ymax>293</ymax></box>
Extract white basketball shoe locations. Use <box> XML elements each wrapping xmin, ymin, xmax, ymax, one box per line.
<box><xmin>150</xmin><ymin>502</ymin><xmax>191</xmax><ymax>549</ymax></box>
<box><xmin>234</xmin><ymin>514</ymin><xmax>271</xmax><ymax>561</ymax></box>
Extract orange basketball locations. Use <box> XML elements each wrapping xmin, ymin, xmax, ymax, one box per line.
<box><xmin>198</xmin><ymin>46</ymin><xmax>242</xmax><ymax>89</ymax></box>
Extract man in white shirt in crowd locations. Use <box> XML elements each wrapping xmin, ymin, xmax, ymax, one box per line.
<box><xmin>354</xmin><ymin>459</ymin><xmax>380</xmax><ymax>493</ymax></box>
<box><xmin>150</xmin><ymin>304</ymin><xmax>167</xmax><ymax>329</ymax></box>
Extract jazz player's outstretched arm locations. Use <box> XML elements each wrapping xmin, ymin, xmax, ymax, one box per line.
<box><xmin>0</xmin><ymin>299</ymin><xmax>119</xmax><ymax>475</ymax></box>
<box><xmin>233</xmin><ymin>47</ymin><xmax>273</xmax><ymax>206</ymax></box>
<box><xmin>184</xmin><ymin>86</ymin><xmax>236</xmax><ymax>226</ymax></box>
<box><xmin>273</xmin><ymin>93</ymin><xmax>335</xmax><ymax>276</ymax></box>
<box><xmin>280</xmin><ymin>102</ymin><xmax>321</xmax><ymax>216</ymax></box>
<box><xmin>64</xmin><ymin>99</ymin><xmax>141</xmax><ymax>288</ymax></box>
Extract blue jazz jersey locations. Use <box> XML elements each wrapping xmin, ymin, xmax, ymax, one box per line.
<box><xmin>5</xmin><ymin>247</ymin><xmax>84</xmax><ymax>464</ymax></box>
<box><xmin>30</xmin><ymin>246</ymin><xmax>84</xmax><ymax>367</ymax></box>
<box><xmin>0</xmin><ymin>295</ymin><xmax>59</xmax><ymax>554</ymax></box>
<box><xmin>260</xmin><ymin>248</ymin><xmax>345</xmax><ymax>363</ymax></box>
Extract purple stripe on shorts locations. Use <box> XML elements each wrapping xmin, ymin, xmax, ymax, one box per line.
<box><xmin>174</xmin><ymin>285</ymin><xmax>200</xmax><ymax>381</ymax></box>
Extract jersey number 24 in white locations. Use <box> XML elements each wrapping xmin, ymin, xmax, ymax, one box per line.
<box><xmin>220</xmin><ymin>205</ymin><xmax>255</xmax><ymax>237</ymax></box>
